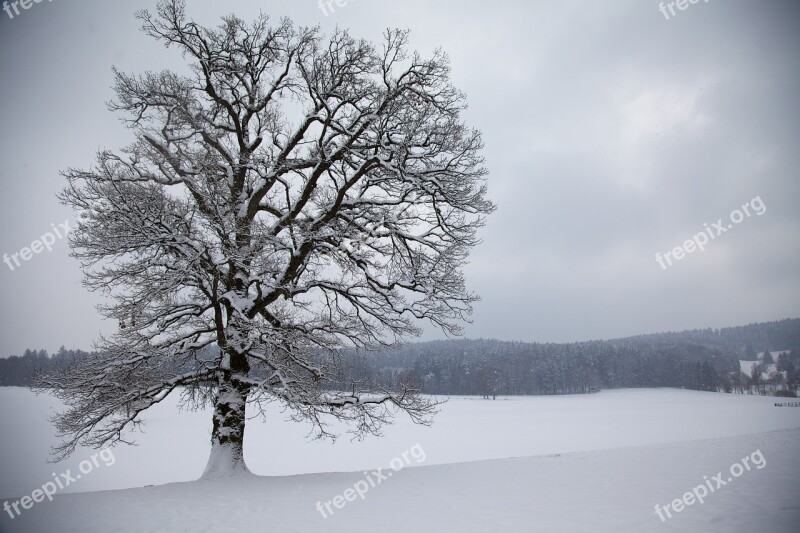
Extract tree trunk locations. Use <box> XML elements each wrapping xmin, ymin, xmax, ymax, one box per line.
<box><xmin>201</xmin><ymin>369</ymin><xmax>252</xmax><ymax>479</ymax></box>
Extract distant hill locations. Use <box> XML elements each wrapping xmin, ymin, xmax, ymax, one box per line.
<box><xmin>331</xmin><ymin>318</ymin><xmax>800</xmax><ymax>397</ymax></box>
<box><xmin>3</xmin><ymin>319</ymin><xmax>799</xmax><ymax>396</ymax></box>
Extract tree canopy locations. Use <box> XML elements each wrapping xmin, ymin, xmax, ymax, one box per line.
<box><xmin>41</xmin><ymin>0</ymin><xmax>494</xmax><ymax>475</ymax></box>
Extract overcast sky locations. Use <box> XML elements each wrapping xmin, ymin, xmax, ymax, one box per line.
<box><xmin>1</xmin><ymin>0</ymin><xmax>798</xmax><ymax>356</ymax></box>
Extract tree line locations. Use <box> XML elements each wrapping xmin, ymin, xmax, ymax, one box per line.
<box><xmin>334</xmin><ymin>318</ymin><xmax>800</xmax><ymax>398</ymax></box>
<box><xmin>0</xmin><ymin>347</ymin><xmax>91</xmax><ymax>387</ymax></box>
<box><xmin>3</xmin><ymin>318</ymin><xmax>799</xmax><ymax>397</ymax></box>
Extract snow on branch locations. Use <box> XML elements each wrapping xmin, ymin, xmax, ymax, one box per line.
<box><xmin>45</xmin><ymin>0</ymin><xmax>491</xmax><ymax>459</ymax></box>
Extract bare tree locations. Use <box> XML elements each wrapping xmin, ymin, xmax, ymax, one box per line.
<box><xmin>39</xmin><ymin>0</ymin><xmax>493</xmax><ymax>477</ymax></box>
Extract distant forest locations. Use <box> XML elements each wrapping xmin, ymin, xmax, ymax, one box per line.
<box><xmin>2</xmin><ymin>318</ymin><xmax>799</xmax><ymax>397</ymax></box>
<box><xmin>336</xmin><ymin>319</ymin><xmax>800</xmax><ymax>398</ymax></box>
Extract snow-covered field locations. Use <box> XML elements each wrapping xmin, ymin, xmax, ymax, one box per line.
<box><xmin>1</xmin><ymin>387</ymin><xmax>798</xmax><ymax>532</ymax></box>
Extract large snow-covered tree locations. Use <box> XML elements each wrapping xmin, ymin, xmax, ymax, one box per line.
<box><xmin>41</xmin><ymin>0</ymin><xmax>493</xmax><ymax>477</ymax></box>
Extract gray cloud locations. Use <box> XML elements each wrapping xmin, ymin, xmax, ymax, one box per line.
<box><xmin>1</xmin><ymin>0</ymin><xmax>798</xmax><ymax>354</ymax></box>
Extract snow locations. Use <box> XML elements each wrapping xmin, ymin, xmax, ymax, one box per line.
<box><xmin>200</xmin><ymin>443</ymin><xmax>253</xmax><ymax>480</ymax></box>
<box><xmin>739</xmin><ymin>359</ymin><xmax>780</xmax><ymax>381</ymax></box>
<box><xmin>0</xmin><ymin>387</ymin><xmax>798</xmax><ymax>531</ymax></box>
<box><xmin>739</xmin><ymin>360</ymin><xmax>757</xmax><ymax>375</ymax></box>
